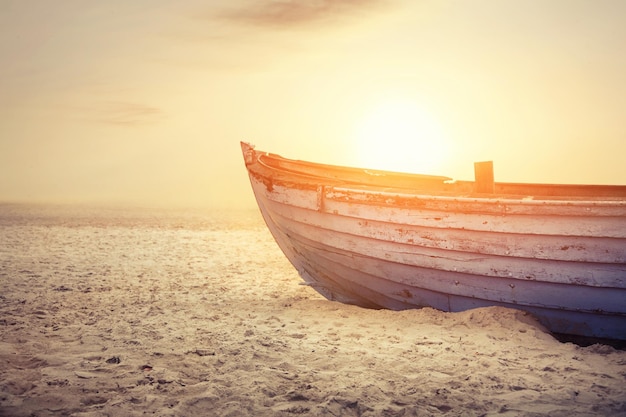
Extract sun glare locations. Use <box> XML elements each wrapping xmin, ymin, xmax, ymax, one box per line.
<box><xmin>351</xmin><ymin>98</ymin><xmax>449</xmax><ymax>175</ymax></box>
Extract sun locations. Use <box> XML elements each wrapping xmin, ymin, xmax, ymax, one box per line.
<box><xmin>351</xmin><ymin>98</ymin><xmax>449</xmax><ymax>175</ymax></box>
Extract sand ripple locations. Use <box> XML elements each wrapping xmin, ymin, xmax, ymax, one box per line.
<box><xmin>1</xmin><ymin>204</ymin><xmax>625</xmax><ymax>416</ymax></box>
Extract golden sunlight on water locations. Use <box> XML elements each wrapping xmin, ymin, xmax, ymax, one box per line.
<box><xmin>351</xmin><ymin>97</ymin><xmax>450</xmax><ymax>175</ymax></box>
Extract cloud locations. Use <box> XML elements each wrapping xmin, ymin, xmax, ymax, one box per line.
<box><xmin>83</xmin><ymin>101</ymin><xmax>165</xmax><ymax>127</ymax></box>
<box><xmin>219</xmin><ymin>0</ymin><xmax>391</xmax><ymax>28</ymax></box>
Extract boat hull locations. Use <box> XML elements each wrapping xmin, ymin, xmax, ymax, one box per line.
<box><xmin>241</xmin><ymin>142</ymin><xmax>626</xmax><ymax>340</ymax></box>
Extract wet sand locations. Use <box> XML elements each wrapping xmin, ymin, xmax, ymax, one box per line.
<box><xmin>1</xmin><ymin>204</ymin><xmax>625</xmax><ymax>416</ymax></box>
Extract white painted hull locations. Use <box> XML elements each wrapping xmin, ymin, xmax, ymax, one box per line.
<box><xmin>241</xmin><ymin>142</ymin><xmax>626</xmax><ymax>340</ymax></box>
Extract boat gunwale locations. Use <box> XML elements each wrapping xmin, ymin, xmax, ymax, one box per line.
<box><xmin>251</xmin><ymin>156</ymin><xmax>626</xmax><ymax>218</ymax></box>
<box><xmin>328</xmin><ymin>185</ymin><xmax>626</xmax><ymax>208</ymax></box>
<box><xmin>248</xmin><ymin>143</ymin><xmax>626</xmax><ymax>203</ymax></box>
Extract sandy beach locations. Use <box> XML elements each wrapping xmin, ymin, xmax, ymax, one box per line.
<box><xmin>1</xmin><ymin>204</ymin><xmax>625</xmax><ymax>416</ymax></box>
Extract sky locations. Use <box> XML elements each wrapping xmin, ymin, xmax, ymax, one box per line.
<box><xmin>1</xmin><ymin>0</ymin><xmax>625</xmax><ymax>209</ymax></box>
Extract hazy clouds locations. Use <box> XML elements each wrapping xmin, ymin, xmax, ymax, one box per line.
<box><xmin>83</xmin><ymin>101</ymin><xmax>165</xmax><ymax>127</ymax></box>
<box><xmin>1</xmin><ymin>1</ymin><xmax>625</xmax><ymax>208</ymax></box>
<box><xmin>218</xmin><ymin>0</ymin><xmax>392</xmax><ymax>28</ymax></box>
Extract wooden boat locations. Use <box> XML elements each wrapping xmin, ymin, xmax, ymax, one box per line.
<box><xmin>240</xmin><ymin>142</ymin><xmax>626</xmax><ymax>341</ymax></box>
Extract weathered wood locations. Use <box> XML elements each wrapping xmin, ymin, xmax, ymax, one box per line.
<box><xmin>474</xmin><ymin>161</ymin><xmax>495</xmax><ymax>193</ymax></box>
<box><xmin>241</xmin><ymin>142</ymin><xmax>626</xmax><ymax>341</ymax></box>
